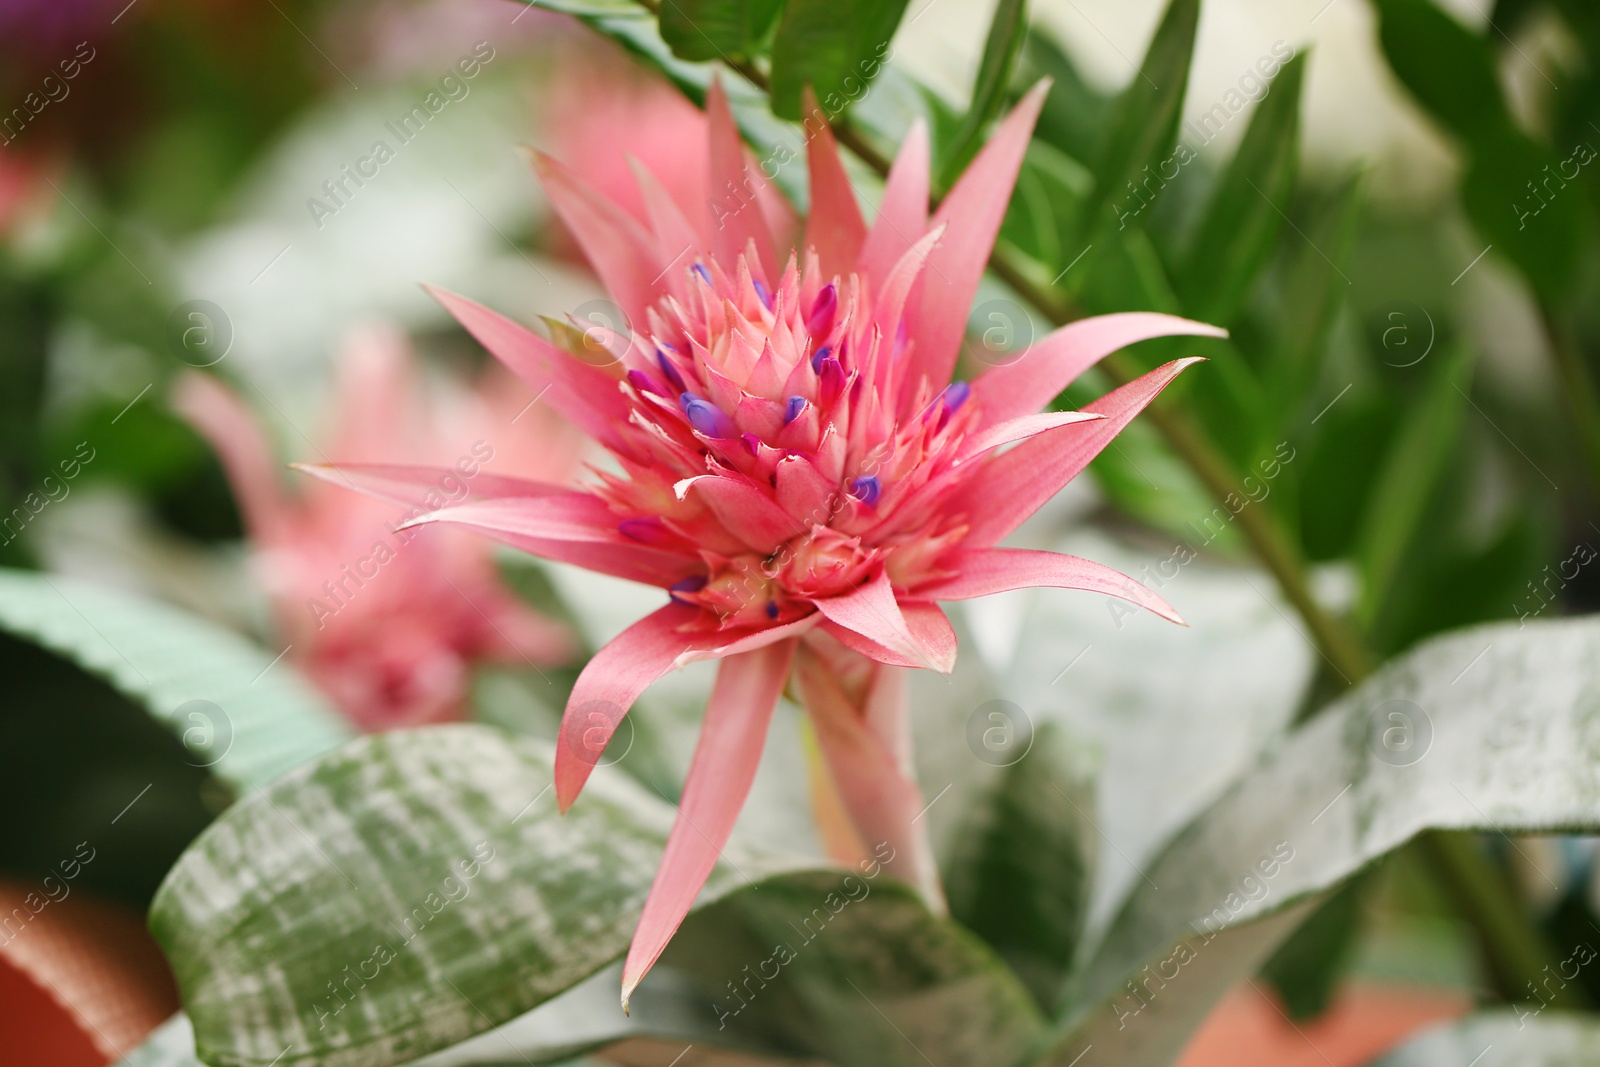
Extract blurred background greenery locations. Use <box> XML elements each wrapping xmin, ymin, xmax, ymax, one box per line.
<box><xmin>7</xmin><ymin>0</ymin><xmax>1600</xmax><ymax>1061</ymax></box>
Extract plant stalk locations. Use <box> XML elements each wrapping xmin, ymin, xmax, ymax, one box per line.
<box><xmin>1415</xmin><ymin>831</ymin><xmax>1587</xmax><ymax>1009</ymax></box>
<box><xmin>1539</xmin><ymin>304</ymin><xmax>1600</xmax><ymax>502</ymax></box>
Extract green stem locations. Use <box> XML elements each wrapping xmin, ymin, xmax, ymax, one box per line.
<box><xmin>1539</xmin><ymin>304</ymin><xmax>1600</xmax><ymax>501</ymax></box>
<box><xmin>1415</xmin><ymin>831</ymin><xmax>1586</xmax><ymax>1009</ymax></box>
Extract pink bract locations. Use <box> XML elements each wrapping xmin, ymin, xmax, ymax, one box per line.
<box><xmin>310</xmin><ymin>78</ymin><xmax>1224</xmax><ymax>1007</ymax></box>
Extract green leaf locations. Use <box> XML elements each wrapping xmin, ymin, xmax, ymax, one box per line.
<box><xmin>153</xmin><ymin>725</ymin><xmax>1044</xmax><ymax>1067</ymax></box>
<box><xmin>998</xmin><ymin>140</ymin><xmax>1092</xmax><ymax>274</ymax></box>
<box><xmin>1267</xmin><ymin>173</ymin><xmax>1366</xmax><ymax>444</ymax></box>
<box><xmin>1033</xmin><ymin>904</ymin><xmax>1318</xmax><ymax>1067</ymax></box>
<box><xmin>1354</xmin><ymin>344</ymin><xmax>1474</xmax><ymax>627</ymax></box>
<box><xmin>116</xmin><ymin>1016</ymin><xmax>203</xmax><ymax>1067</ymax></box>
<box><xmin>1020</xmin><ymin>29</ymin><xmax>1109</xmax><ymax>165</ymax></box>
<box><xmin>989</xmin><ymin>529</ymin><xmax>1316</xmax><ymax>941</ymax></box>
<box><xmin>1075</xmin><ymin>0</ymin><xmax>1200</xmax><ymax>243</ymax></box>
<box><xmin>0</xmin><ymin>568</ymin><xmax>350</xmax><ymax>788</ymax></box>
<box><xmin>658</xmin><ymin>0</ymin><xmax>782</xmax><ymax>62</ymax></box>
<box><xmin>768</xmin><ymin>0</ymin><xmax>909</xmax><ymax>120</ymax></box>
<box><xmin>1258</xmin><ymin>872</ymin><xmax>1369</xmax><ymax>1019</ymax></box>
<box><xmin>1177</xmin><ymin>52</ymin><xmax>1307</xmax><ymax>324</ymax></box>
<box><xmin>1045</xmin><ymin>614</ymin><xmax>1600</xmax><ymax>1064</ymax></box>
<box><xmin>943</xmin><ymin>723</ymin><xmax>1095</xmax><ymax>1014</ymax></box>
<box><xmin>676</xmin><ymin>871</ymin><xmax>1048</xmax><ymax>1066</ymax></box>
<box><xmin>1369</xmin><ymin>1010</ymin><xmax>1600</xmax><ymax>1065</ymax></box>
<box><xmin>938</xmin><ymin>0</ymin><xmax>1030</xmax><ymax>187</ymax></box>
<box><xmin>1460</xmin><ymin>127</ymin><xmax>1588</xmax><ymax>302</ymax></box>
<box><xmin>1370</xmin><ymin>0</ymin><xmax>1510</xmax><ymax>144</ymax></box>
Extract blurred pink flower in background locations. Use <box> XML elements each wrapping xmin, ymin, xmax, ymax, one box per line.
<box><xmin>0</xmin><ymin>148</ymin><xmax>56</xmax><ymax>237</ymax></box>
<box><xmin>173</xmin><ymin>324</ymin><xmax>581</xmax><ymax>731</ymax></box>
<box><xmin>539</xmin><ymin>39</ymin><xmax>795</xmax><ymax>258</ymax></box>
<box><xmin>309</xmin><ymin>76</ymin><xmax>1223</xmax><ymax>1006</ymax></box>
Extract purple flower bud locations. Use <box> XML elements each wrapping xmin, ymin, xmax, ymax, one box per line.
<box><xmin>848</xmin><ymin>475</ymin><xmax>881</xmax><ymax>505</ymax></box>
<box><xmin>807</xmin><ymin>284</ymin><xmax>837</xmax><ymax>337</ymax></box>
<box><xmin>942</xmin><ymin>381</ymin><xmax>971</xmax><ymax>413</ymax></box>
<box><xmin>741</xmin><ymin>432</ymin><xmax>762</xmax><ymax>456</ymax></box>
<box><xmin>784</xmin><ymin>396</ymin><xmax>808</xmax><ymax>424</ymax></box>
<box><xmin>619</xmin><ymin>516</ymin><xmax>668</xmax><ymax>544</ymax></box>
<box><xmin>753</xmin><ymin>279</ymin><xmax>773</xmax><ymax>310</ymax></box>
<box><xmin>656</xmin><ymin>348</ymin><xmax>687</xmax><ymax>391</ymax></box>
<box><xmin>680</xmin><ymin>392</ymin><xmax>736</xmax><ymax>438</ymax></box>
<box><xmin>765</xmin><ymin>600</ymin><xmax>779</xmax><ymax>619</ymax></box>
<box><xmin>691</xmin><ymin>263</ymin><xmax>712</xmax><ymax>286</ymax></box>
<box><xmin>669</xmin><ymin>575</ymin><xmax>708</xmax><ymax>604</ymax></box>
<box><xmin>818</xmin><ymin>358</ymin><xmax>846</xmax><ymax>407</ymax></box>
<box><xmin>810</xmin><ymin>344</ymin><xmax>833</xmax><ymax>374</ymax></box>
<box><xmin>627</xmin><ymin>369</ymin><xmax>663</xmax><ymax>396</ymax></box>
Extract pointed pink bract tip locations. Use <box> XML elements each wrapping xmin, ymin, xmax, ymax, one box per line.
<box><xmin>553</xmin><ymin>752</ymin><xmax>585</xmax><ymax>814</ymax></box>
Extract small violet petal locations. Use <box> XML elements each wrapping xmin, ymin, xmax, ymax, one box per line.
<box><xmin>627</xmin><ymin>369</ymin><xmax>663</xmax><ymax>397</ymax></box>
<box><xmin>753</xmin><ymin>279</ymin><xmax>773</xmax><ymax>310</ymax></box>
<box><xmin>656</xmin><ymin>348</ymin><xmax>687</xmax><ymax>392</ymax></box>
<box><xmin>942</xmin><ymin>381</ymin><xmax>971</xmax><ymax>413</ymax></box>
<box><xmin>807</xmin><ymin>284</ymin><xmax>837</xmax><ymax>337</ymax></box>
<box><xmin>680</xmin><ymin>392</ymin><xmax>736</xmax><ymax>438</ymax></box>
<box><xmin>810</xmin><ymin>345</ymin><xmax>833</xmax><ymax>374</ymax></box>
<box><xmin>669</xmin><ymin>575</ymin><xmax>709</xmax><ymax>604</ymax></box>
<box><xmin>784</xmin><ymin>396</ymin><xmax>808</xmax><ymax>424</ymax></box>
<box><xmin>848</xmin><ymin>475</ymin><xmax>881</xmax><ymax>505</ymax></box>
<box><xmin>818</xmin><ymin>359</ymin><xmax>846</xmax><ymax>407</ymax></box>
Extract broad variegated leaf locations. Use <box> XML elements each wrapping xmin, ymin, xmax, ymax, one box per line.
<box><xmin>0</xmin><ymin>568</ymin><xmax>349</xmax><ymax>787</ymax></box>
<box><xmin>151</xmin><ymin>725</ymin><xmax>1044</xmax><ymax>1067</ymax></box>
<box><xmin>1035</xmin><ymin>615</ymin><xmax>1600</xmax><ymax>1066</ymax></box>
<box><xmin>1368</xmin><ymin>1010</ymin><xmax>1600</xmax><ymax>1065</ymax></box>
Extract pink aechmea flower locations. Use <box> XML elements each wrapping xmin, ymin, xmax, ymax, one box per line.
<box><xmin>305</xmin><ymin>79</ymin><xmax>1224</xmax><ymax>1007</ymax></box>
<box><xmin>173</xmin><ymin>323</ymin><xmax>581</xmax><ymax>731</ymax></box>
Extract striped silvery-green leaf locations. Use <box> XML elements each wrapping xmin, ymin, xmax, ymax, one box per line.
<box><xmin>151</xmin><ymin>724</ymin><xmax>1044</xmax><ymax>1067</ymax></box>
<box><xmin>0</xmin><ymin>568</ymin><xmax>350</xmax><ymax>788</ymax></box>
<box><xmin>1369</xmin><ymin>1010</ymin><xmax>1600</xmax><ymax>1065</ymax></box>
<box><xmin>1028</xmin><ymin>615</ymin><xmax>1600</xmax><ymax>1066</ymax></box>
